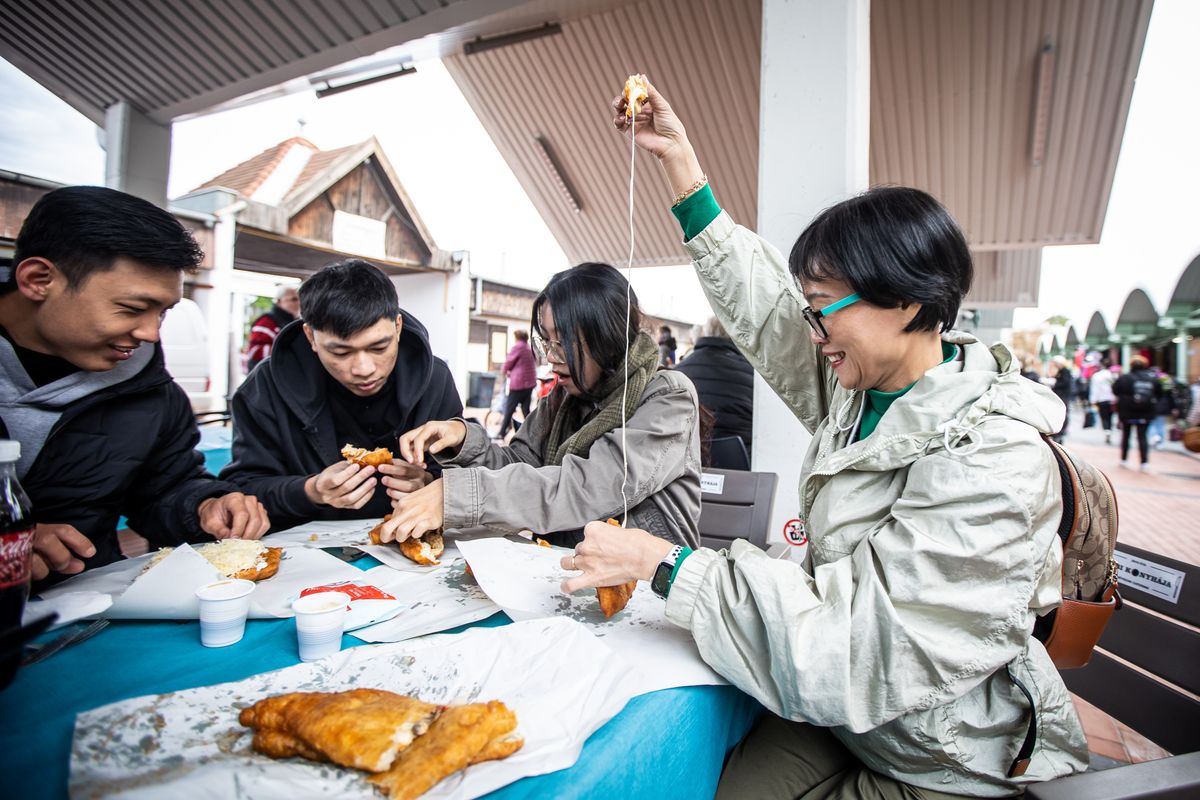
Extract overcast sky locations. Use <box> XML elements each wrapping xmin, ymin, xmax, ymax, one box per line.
<box><xmin>2</xmin><ymin>0</ymin><xmax>1197</xmax><ymax>333</ymax></box>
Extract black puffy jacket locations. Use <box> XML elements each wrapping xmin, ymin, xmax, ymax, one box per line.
<box><xmin>675</xmin><ymin>337</ymin><xmax>754</xmax><ymax>456</ymax></box>
<box><xmin>220</xmin><ymin>311</ymin><xmax>463</xmax><ymax>531</ymax></box>
<box><xmin>2</xmin><ymin>346</ymin><xmax>237</xmax><ymax>577</ymax></box>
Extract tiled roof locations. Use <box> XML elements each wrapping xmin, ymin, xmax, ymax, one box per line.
<box><xmin>191</xmin><ymin>137</ymin><xmax>320</xmax><ymax>196</ymax></box>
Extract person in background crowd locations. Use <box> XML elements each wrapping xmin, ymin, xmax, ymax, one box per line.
<box><xmin>497</xmin><ymin>329</ymin><xmax>537</xmax><ymax>439</ymax></box>
<box><xmin>1050</xmin><ymin>356</ymin><xmax>1075</xmax><ymax>443</ymax></box>
<box><xmin>1187</xmin><ymin>375</ymin><xmax>1200</xmax><ymax>427</ymax></box>
<box><xmin>1113</xmin><ymin>354</ymin><xmax>1161</xmax><ymax>471</ymax></box>
<box><xmin>0</xmin><ymin>186</ymin><xmax>269</xmax><ymax>586</ymax></box>
<box><xmin>566</xmin><ymin>78</ymin><xmax>1089</xmax><ymax>798</ymax></box>
<box><xmin>1089</xmin><ymin>358</ymin><xmax>1117</xmax><ymax>444</ymax></box>
<box><xmin>676</xmin><ymin>315</ymin><xmax>754</xmax><ymax>463</ymax></box>
<box><xmin>1020</xmin><ymin>359</ymin><xmax>1042</xmax><ymax>383</ymax></box>
<box><xmin>1148</xmin><ymin>370</ymin><xmax>1176</xmax><ymax>448</ymax></box>
<box><xmin>657</xmin><ymin>324</ymin><xmax>677</xmax><ymax>366</ymax></box>
<box><xmin>381</xmin><ymin>262</ymin><xmax>701</xmax><ymax>550</ymax></box>
<box><xmin>245</xmin><ymin>285</ymin><xmax>300</xmax><ymax>373</ymax></box>
<box><xmin>221</xmin><ymin>259</ymin><xmax>463</xmax><ymax>531</ymax></box>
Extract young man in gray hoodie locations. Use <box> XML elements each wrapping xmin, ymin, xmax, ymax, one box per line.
<box><xmin>0</xmin><ymin>186</ymin><xmax>269</xmax><ymax>586</ymax></box>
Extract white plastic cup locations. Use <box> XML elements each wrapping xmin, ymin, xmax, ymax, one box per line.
<box><xmin>195</xmin><ymin>579</ymin><xmax>256</xmax><ymax>648</ymax></box>
<box><xmin>292</xmin><ymin>591</ymin><xmax>351</xmax><ymax>662</ymax></box>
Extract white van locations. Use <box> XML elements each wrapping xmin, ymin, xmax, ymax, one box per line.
<box><xmin>159</xmin><ymin>298</ymin><xmax>218</xmax><ymax>412</ymax></box>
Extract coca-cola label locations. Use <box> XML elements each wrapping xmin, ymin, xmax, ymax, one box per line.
<box><xmin>0</xmin><ymin>528</ymin><xmax>34</xmax><ymax>589</ymax></box>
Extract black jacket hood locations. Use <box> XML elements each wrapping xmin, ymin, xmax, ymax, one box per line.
<box><xmin>265</xmin><ymin>309</ymin><xmax>439</xmax><ymax>427</ymax></box>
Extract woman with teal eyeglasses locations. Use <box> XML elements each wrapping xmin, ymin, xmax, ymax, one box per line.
<box><xmin>561</xmin><ymin>79</ymin><xmax>1088</xmax><ymax>798</ymax></box>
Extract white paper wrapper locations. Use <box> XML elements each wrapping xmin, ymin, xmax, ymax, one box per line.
<box><xmin>70</xmin><ymin>618</ymin><xmax>641</xmax><ymax>800</ymax></box>
<box><xmin>456</xmin><ymin>537</ymin><xmax>725</xmax><ymax>695</ymax></box>
<box><xmin>261</xmin><ymin>519</ymin><xmax>379</xmax><ymax>548</ymax></box>
<box><xmin>348</xmin><ymin>564</ymin><xmax>500</xmax><ymax>643</ymax></box>
<box><xmin>23</xmin><ymin>591</ymin><xmax>112</xmax><ymax>629</ymax></box>
<box><xmin>38</xmin><ymin>545</ymin><xmax>364</xmax><ymax>620</ymax></box>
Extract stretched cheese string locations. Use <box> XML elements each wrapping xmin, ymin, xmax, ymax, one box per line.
<box><xmin>619</xmin><ymin>106</ymin><xmax>636</xmax><ymax>527</ymax></box>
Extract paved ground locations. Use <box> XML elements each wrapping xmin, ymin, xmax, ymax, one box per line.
<box><xmin>1056</xmin><ymin>406</ymin><xmax>1200</xmax><ymax>567</ymax></box>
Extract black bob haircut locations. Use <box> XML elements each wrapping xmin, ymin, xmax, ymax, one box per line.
<box><xmin>788</xmin><ymin>186</ymin><xmax>973</xmax><ymax>333</ymax></box>
<box><xmin>300</xmin><ymin>259</ymin><xmax>400</xmax><ymax>339</ymax></box>
<box><xmin>3</xmin><ymin>185</ymin><xmax>203</xmax><ymax>295</ymax></box>
<box><xmin>531</xmin><ymin>262</ymin><xmax>642</xmax><ymax>401</ymax></box>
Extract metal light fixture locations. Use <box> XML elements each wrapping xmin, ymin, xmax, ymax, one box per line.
<box><xmin>1029</xmin><ymin>42</ymin><xmax>1055</xmax><ymax>167</ymax></box>
<box><xmin>464</xmin><ymin>22</ymin><xmax>562</xmax><ymax>55</ymax></box>
<box><xmin>315</xmin><ymin>65</ymin><xmax>417</xmax><ymax>99</ymax></box>
<box><xmin>534</xmin><ymin>135</ymin><xmax>583</xmax><ymax>214</ymax></box>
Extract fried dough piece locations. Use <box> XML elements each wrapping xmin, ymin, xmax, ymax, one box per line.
<box><xmin>251</xmin><ymin>729</ymin><xmax>327</xmax><ymax>763</ymax></box>
<box><xmin>399</xmin><ymin>531</ymin><xmax>444</xmax><ymax>566</ymax></box>
<box><xmin>596</xmin><ymin>580</ymin><xmax>637</xmax><ymax>619</ymax></box>
<box><xmin>233</xmin><ymin>546</ymin><xmax>282</xmax><ymax>581</ymax></box>
<box><xmin>240</xmin><ymin>689</ymin><xmax>441</xmax><ymax>773</ymax></box>
<box><xmin>369</xmin><ymin>515</ymin><xmax>392</xmax><ymax>545</ymax></box>
<box><xmin>470</xmin><ymin>732</ymin><xmax>525</xmax><ymax>765</ymax></box>
<box><xmin>624</xmin><ymin>73</ymin><xmax>649</xmax><ymax>118</ymax></box>
<box><xmin>369</xmin><ymin>516</ymin><xmax>444</xmax><ymax>566</ymax></box>
<box><xmin>368</xmin><ymin>701</ymin><xmax>520</xmax><ymax>800</ymax></box>
<box><xmin>341</xmin><ymin>444</ymin><xmax>395</xmax><ymax>468</ymax></box>
<box><xmin>534</xmin><ymin>538</ymin><xmax>551</xmax><ymax>548</ymax></box>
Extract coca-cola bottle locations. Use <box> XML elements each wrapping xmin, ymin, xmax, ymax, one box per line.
<box><xmin>0</xmin><ymin>439</ymin><xmax>35</xmax><ymax>687</ymax></box>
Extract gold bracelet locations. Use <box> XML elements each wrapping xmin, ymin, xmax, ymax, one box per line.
<box><xmin>672</xmin><ymin>176</ymin><xmax>708</xmax><ymax>207</ymax></box>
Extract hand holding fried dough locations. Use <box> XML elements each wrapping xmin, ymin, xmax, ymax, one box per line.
<box><xmin>611</xmin><ymin>76</ymin><xmax>707</xmax><ymax>209</ymax></box>
<box><xmin>561</xmin><ymin>519</ymin><xmax>674</xmax><ymax>594</ymax></box>
<box><xmin>305</xmin><ymin>460</ymin><xmax>377</xmax><ymax>509</ymax></box>
<box><xmin>398</xmin><ymin>420</ymin><xmax>468</xmax><ymax>469</ymax></box>
<box><xmin>377</xmin><ymin>478</ymin><xmax>444</xmax><ymax>543</ymax></box>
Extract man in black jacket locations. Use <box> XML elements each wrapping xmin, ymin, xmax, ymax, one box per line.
<box><xmin>221</xmin><ymin>260</ymin><xmax>463</xmax><ymax>531</ymax></box>
<box><xmin>1113</xmin><ymin>354</ymin><xmax>1162</xmax><ymax>471</ymax></box>
<box><xmin>0</xmin><ymin>187</ymin><xmax>270</xmax><ymax>584</ymax></box>
<box><xmin>676</xmin><ymin>316</ymin><xmax>754</xmax><ymax>466</ymax></box>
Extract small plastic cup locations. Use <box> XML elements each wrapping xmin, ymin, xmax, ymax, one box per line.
<box><xmin>292</xmin><ymin>591</ymin><xmax>351</xmax><ymax>662</ymax></box>
<box><xmin>194</xmin><ymin>579</ymin><xmax>256</xmax><ymax>648</ymax></box>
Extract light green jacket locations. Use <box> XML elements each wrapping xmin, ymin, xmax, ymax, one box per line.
<box><xmin>665</xmin><ymin>211</ymin><xmax>1088</xmax><ymax>796</ymax></box>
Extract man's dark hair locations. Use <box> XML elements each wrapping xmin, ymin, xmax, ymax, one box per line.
<box><xmin>299</xmin><ymin>259</ymin><xmax>400</xmax><ymax>338</ymax></box>
<box><xmin>788</xmin><ymin>186</ymin><xmax>973</xmax><ymax>333</ymax></box>
<box><xmin>4</xmin><ymin>185</ymin><xmax>204</xmax><ymax>295</ymax></box>
<box><xmin>532</xmin><ymin>262</ymin><xmax>642</xmax><ymax>400</ymax></box>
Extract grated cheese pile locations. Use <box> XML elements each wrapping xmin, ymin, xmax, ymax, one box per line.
<box><xmin>145</xmin><ymin>539</ymin><xmax>269</xmax><ymax>577</ymax></box>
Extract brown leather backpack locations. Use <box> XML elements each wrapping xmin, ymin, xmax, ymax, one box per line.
<box><xmin>1009</xmin><ymin>436</ymin><xmax>1122</xmax><ymax>777</ymax></box>
<box><xmin>1035</xmin><ymin>436</ymin><xmax>1122</xmax><ymax>667</ymax></box>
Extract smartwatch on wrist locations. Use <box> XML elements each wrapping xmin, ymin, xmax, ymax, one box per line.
<box><xmin>651</xmin><ymin>544</ymin><xmax>684</xmax><ymax>599</ymax></box>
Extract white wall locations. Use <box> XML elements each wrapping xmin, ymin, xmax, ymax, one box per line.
<box><xmin>393</xmin><ymin>270</ymin><xmax>471</xmax><ymax>402</ymax></box>
<box><xmin>754</xmin><ymin>0</ymin><xmax>871</xmax><ymax>544</ymax></box>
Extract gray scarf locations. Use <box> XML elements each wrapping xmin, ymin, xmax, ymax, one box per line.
<box><xmin>0</xmin><ymin>335</ymin><xmax>154</xmax><ymax>478</ymax></box>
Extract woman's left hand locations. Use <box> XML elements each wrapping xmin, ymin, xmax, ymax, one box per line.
<box><xmin>560</xmin><ymin>520</ymin><xmax>674</xmax><ymax>593</ymax></box>
<box><xmin>378</xmin><ymin>478</ymin><xmax>444</xmax><ymax>542</ymax></box>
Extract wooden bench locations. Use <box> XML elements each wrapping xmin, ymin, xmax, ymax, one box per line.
<box><xmin>1027</xmin><ymin>545</ymin><xmax>1200</xmax><ymax>799</ymax></box>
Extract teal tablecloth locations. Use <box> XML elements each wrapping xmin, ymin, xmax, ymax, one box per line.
<box><xmin>3</xmin><ymin>443</ymin><xmax>762</xmax><ymax>798</ymax></box>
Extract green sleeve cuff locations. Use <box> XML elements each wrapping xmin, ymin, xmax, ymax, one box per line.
<box><xmin>671</xmin><ymin>183</ymin><xmax>720</xmax><ymax>242</ymax></box>
<box><xmin>668</xmin><ymin>547</ymin><xmax>694</xmax><ymax>589</ymax></box>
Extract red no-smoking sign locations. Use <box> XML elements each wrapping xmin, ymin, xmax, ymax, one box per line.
<box><xmin>783</xmin><ymin>519</ymin><xmax>807</xmax><ymax>547</ymax></box>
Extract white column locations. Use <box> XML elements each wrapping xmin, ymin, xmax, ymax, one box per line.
<box><xmin>206</xmin><ymin>202</ymin><xmax>244</xmax><ymax>405</ymax></box>
<box><xmin>103</xmin><ymin>101</ymin><xmax>171</xmax><ymax>208</ymax></box>
<box><xmin>1121</xmin><ymin>342</ymin><xmax>1132</xmax><ymax>368</ymax></box>
<box><xmin>1176</xmin><ymin>328</ymin><xmax>1188</xmax><ymax>383</ymax></box>
<box><xmin>391</xmin><ymin>267</ymin><xmax>472</xmax><ymax>402</ymax></box>
<box><xmin>754</xmin><ymin>0</ymin><xmax>871</xmax><ymax>543</ymax></box>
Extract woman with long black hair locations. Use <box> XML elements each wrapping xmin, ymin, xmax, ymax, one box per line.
<box><xmin>378</xmin><ymin>262</ymin><xmax>701</xmax><ymax>549</ymax></box>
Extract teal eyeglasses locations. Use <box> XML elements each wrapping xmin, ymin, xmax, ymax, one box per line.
<box><xmin>801</xmin><ymin>292</ymin><xmax>861</xmax><ymax>339</ymax></box>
